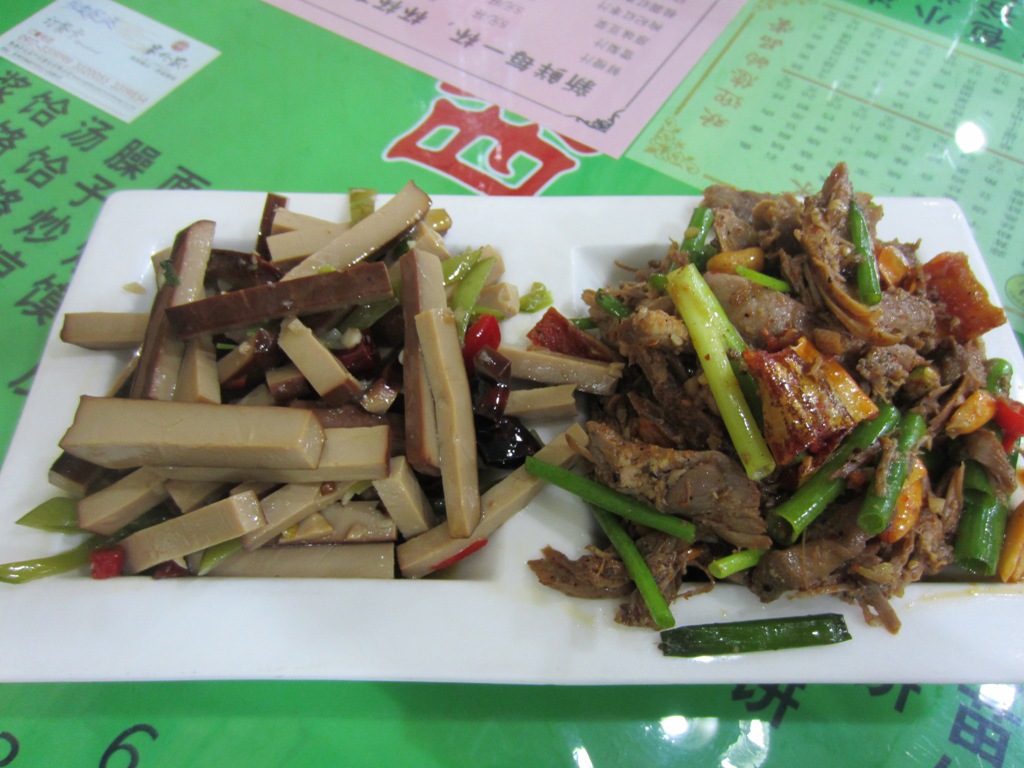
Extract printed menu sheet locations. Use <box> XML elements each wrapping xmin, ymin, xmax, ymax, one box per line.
<box><xmin>627</xmin><ymin>0</ymin><xmax>1024</xmax><ymax>335</ymax></box>
<box><xmin>0</xmin><ymin>0</ymin><xmax>219</xmax><ymax>122</ymax></box>
<box><xmin>262</xmin><ymin>0</ymin><xmax>747</xmax><ymax>158</ymax></box>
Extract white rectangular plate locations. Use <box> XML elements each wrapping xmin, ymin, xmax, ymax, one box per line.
<box><xmin>1</xmin><ymin>191</ymin><xmax>1022</xmax><ymax>685</ymax></box>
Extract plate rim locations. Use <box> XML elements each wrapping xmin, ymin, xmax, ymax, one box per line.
<box><xmin>1</xmin><ymin>189</ymin><xmax>1022</xmax><ymax>685</ymax></box>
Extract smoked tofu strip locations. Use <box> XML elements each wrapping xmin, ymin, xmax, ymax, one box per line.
<box><xmin>209</xmin><ymin>542</ymin><xmax>395</xmax><ymax>579</ymax></box>
<box><xmin>400</xmin><ymin>248</ymin><xmax>447</xmax><ymax>476</ymax></box>
<box><xmin>315</xmin><ymin>500</ymin><xmax>397</xmax><ymax>542</ymax></box>
<box><xmin>279</xmin><ymin>511</ymin><xmax>334</xmax><ymax>543</ymax></box>
<box><xmin>371</xmin><ymin>455</ymin><xmax>437</xmax><ymax>537</ymax></box>
<box><xmin>59</xmin><ymin>396</ymin><xmax>325</xmax><ymax>470</ymax></box>
<box><xmin>216</xmin><ymin>331</ymin><xmax>277</xmax><ymax>386</ymax></box>
<box><xmin>120</xmin><ymin>491</ymin><xmax>264</xmax><ymax>574</ymax></box>
<box><xmin>165</xmin><ymin>479</ymin><xmax>230</xmax><ymax>513</ymax></box>
<box><xmin>504</xmin><ymin>384</ymin><xmax>579</xmax><ymax>421</ymax></box>
<box><xmin>281</xmin><ymin>181</ymin><xmax>431</xmax><ymax>280</ymax></box>
<box><xmin>499</xmin><ymin>346</ymin><xmax>624</xmax><ymax>395</ymax></box>
<box><xmin>77</xmin><ymin>467</ymin><xmax>169</xmax><ymax>536</ymax></box>
<box><xmin>48</xmin><ymin>452</ymin><xmax>104</xmax><ymax>498</ymax></box>
<box><xmin>166</xmin><ymin>261</ymin><xmax>393</xmax><ymax>338</ymax></box>
<box><xmin>265</xmin><ymin>364</ymin><xmax>312</xmax><ymax>403</ymax></box>
<box><xmin>255</xmin><ymin>193</ymin><xmax>287</xmax><ymax>259</ymax></box>
<box><xmin>409</xmin><ymin>219</ymin><xmax>450</xmax><ymax>259</ymax></box>
<box><xmin>476</xmin><ymin>283</ymin><xmax>520</xmax><ymax>318</ymax></box>
<box><xmin>265</xmin><ymin>221</ymin><xmax>348</xmax><ymax>262</ymax></box>
<box><xmin>155</xmin><ymin>425</ymin><xmax>389</xmax><ymax>483</ymax></box>
<box><xmin>242</xmin><ymin>480</ymin><xmax>359</xmax><ymax>550</ymax></box>
<box><xmin>415</xmin><ymin>307</ymin><xmax>480</xmax><ymax>538</ymax></box>
<box><xmin>60</xmin><ymin>312</ymin><xmax>148</xmax><ymax>350</ymax></box>
<box><xmin>131</xmin><ymin>220</ymin><xmax>215</xmax><ymax>400</ymax></box>
<box><xmin>477</xmin><ymin>245</ymin><xmax>506</xmax><ymax>286</ymax></box>
<box><xmin>278</xmin><ymin>316</ymin><xmax>362</xmax><ymax>405</ymax></box>
<box><xmin>175</xmin><ymin>335</ymin><xmax>221</xmax><ymax>404</ymax></box>
<box><xmin>271</xmin><ymin>207</ymin><xmax>342</xmax><ymax>234</ymax></box>
<box><xmin>232</xmin><ymin>383</ymin><xmax>275</xmax><ymax>406</ymax></box>
<box><xmin>397</xmin><ymin>423</ymin><xmax>585</xmax><ymax>578</ymax></box>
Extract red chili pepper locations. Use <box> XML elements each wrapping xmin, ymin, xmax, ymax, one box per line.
<box><xmin>335</xmin><ymin>333</ymin><xmax>380</xmax><ymax>378</ymax></box>
<box><xmin>152</xmin><ymin>560</ymin><xmax>191</xmax><ymax>579</ymax></box>
<box><xmin>994</xmin><ymin>396</ymin><xmax>1024</xmax><ymax>452</ymax></box>
<box><xmin>429</xmin><ymin>538</ymin><xmax>488</xmax><ymax>573</ymax></box>
<box><xmin>462</xmin><ymin>314</ymin><xmax>501</xmax><ymax>375</ymax></box>
<box><xmin>90</xmin><ymin>547</ymin><xmax>125</xmax><ymax>579</ymax></box>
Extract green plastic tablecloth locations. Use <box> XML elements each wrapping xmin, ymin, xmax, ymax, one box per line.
<box><xmin>1</xmin><ymin>0</ymin><xmax>1023</xmax><ymax>765</ymax></box>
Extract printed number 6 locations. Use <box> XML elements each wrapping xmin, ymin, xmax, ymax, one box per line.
<box><xmin>99</xmin><ymin>724</ymin><xmax>158</xmax><ymax>768</ymax></box>
<box><xmin>0</xmin><ymin>732</ymin><xmax>18</xmax><ymax>767</ymax></box>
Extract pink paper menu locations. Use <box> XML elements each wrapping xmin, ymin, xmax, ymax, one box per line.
<box><xmin>263</xmin><ymin>0</ymin><xmax>746</xmax><ymax>158</ymax></box>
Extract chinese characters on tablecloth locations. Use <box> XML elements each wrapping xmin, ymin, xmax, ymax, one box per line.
<box><xmin>262</xmin><ymin>0</ymin><xmax>748</xmax><ymax>157</ymax></box>
<box><xmin>0</xmin><ymin>64</ymin><xmax>214</xmax><ymax>456</ymax></box>
<box><xmin>384</xmin><ymin>82</ymin><xmax>598</xmax><ymax>195</ymax></box>
<box><xmin>735</xmin><ymin>683</ymin><xmax>1022</xmax><ymax>767</ymax></box>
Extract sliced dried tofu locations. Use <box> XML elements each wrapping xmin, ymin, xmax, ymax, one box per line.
<box><xmin>397</xmin><ymin>423</ymin><xmax>585</xmax><ymax>578</ymax></box>
<box><xmin>60</xmin><ymin>312</ymin><xmax>148</xmax><ymax>350</ymax></box>
<box><xmin>77</xmin><ymin>467</ymin><xmax>168</xmax><ymax>536</ymax></box>
<box><xmin>241</xmin><ymin>480</ymin><xmax>359</xmax><ymax>550</ymax></box>
<box><xmin>281</xmin><ymin>181</ymin><xmax>430</xmax><ymax>280</ymax></box>
<box><xmin>209</xmin><ymin>542</ymin><xmax>394</xmax><ymax>579</ymax></box>
<box><xmin>154</xmin><ymin>425</ymin><xmax>389</xmax><ymax>483</ymax></box>
<box><xmin>372</xmin><ymin>455</ymin><xmax>437</xmax><ymax>538</ymax></box>
<box><xmin>121</xmin><ymin>491</ymin><xmax>264</xmax><ymax>574</ymax></box>
<box><xmin>278</xmin><ymin>316</ymin><xmax>362</xmax><ymax>405</ymax></box>
<box><xmin>415</xmin><ymin>307</ymin><xmax>480</xmax><ymax>538</ymax></box>
<box><xmin>499</xmin><ymin>346</ymin><xmax>623</xmax><ymax>395</ymax></box>
<box><xmin>59</xmin><ymin>396</ymin><xmax>325</xmax><ymax>470</ymax></box>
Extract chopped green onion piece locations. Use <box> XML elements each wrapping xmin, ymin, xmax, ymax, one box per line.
<box><xmin>442</xmin><ymin>248</ymin><xmax>482</xmax><ymax>284</ymax></box>
<box><xmin>0</xmin><ymin>535</ymin><xmax>104</xmax><ymax>584</ymax></box>
<box><xmin>591</xmin><ymin>505</ymin><xmax>674</xmax><ymax>629</ymax></box>
<box><xmin>666</xmin><ymin>265</ymin><xmax>775</xmax><ymax>481</ymax></box>
<box><xmin>519</xmin><ymin>281</ymin><xmax>553</xmax><ymax>313</ymax></box>
<box><xmin>160</xmin><ymin>258</ymin><xmax>180</xmax><ymax>287</ymax></box>
<box><xmin>985</xmin><ymin>358</ymin><xmax>1013</xmax><ymax>396</ymax></box>
<box><xmin>768</xmin><ymin>403</ymin><xmax>900</xmax><ymax>544</ymax></box>
<box><xmin>339</xmin><ymin>297</ymin><xmax>401</xmax><ymax>332</ymax></box>
<box><xmin>682</xmin><ymin>207</ymin><xmax>716</xmax><ymax>270</ymax></box>
<box><xmin>471</xmin><ymin>305</ymin><xmax>505</xmax><ymax>321</ymax></box>
<box><xmin>668</xmin><ymin>264</ymin><xmax>762</xmax><ymax>425</ymax></box>
<box><xmin>571</xmin><ymin>317</ymin><xmax>598</xmax><ymax>331</ymax></box>
<box><xmin>659</xmin><ymin>613</ymin><xmax>852</xmax><ymax>657</ymax></box>
<box><xmin>849</xmin><ymin>200</ymin><xmax>882</xmax><ymax>306</ymax></box>
<box><xmin>955</xmin><ymin>490</ymin><xmax>1008</xmax><ymax>576</ymax></box>
<box><xmin>450</xmin><ymin>257</ymin><xmax>496</xmax><ymax>339</ymax></box>
<box><xmin>735</xmin><ymin>265</ymin><xmax>791</xmax><ymax>293</ymax></box>
<box><xmin>708</xmin><ymin>549</ymin><xmax>766</xmax><ymax>579</ymax></box>
<box><xmin>647</xmin><ymin>273</ymin><xmax>668</xmax><ymax>292</ymax></box>
<box><xmin>857</xmin><ymin>411</ymin><xmax>927</xmax><ymax>535</ymax></box>
<box><xmin>16</xmin><ymin>497</ymin><xmax>82</xmax><ymax>533</ymax></box>
<box><xmin>963</xmin><ymin>459</ymin><xmax>995</xmax><ymax>497</ymax></box>
<box><xmin>348</xmin><ymin>187</ymin><xmax>377</xmax><ymax>224</ymax></box>
<box><xmin>1</xmin><ymin>505</ymin><xmax>171</xmax><ymax>584</ymax></box>
<box><xmin>524</xmin><ymin>456</ymin><xmax>697</xmax><ymax>541</ymax></box>
<box><xmin>594</xmin><ymin>289</ymin><xmax>631</xmax><ymax>318</ymax></box>
<box><xmin>197</xmin><ymin>538</ymin><xmax>244</xmax><ymax>576</ymax></box>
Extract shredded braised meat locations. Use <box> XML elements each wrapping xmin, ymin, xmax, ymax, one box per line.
<box><xmin>528</xmin><ymin>162</ymin><xmax>1012</xmax><ymax>633</ymax></box>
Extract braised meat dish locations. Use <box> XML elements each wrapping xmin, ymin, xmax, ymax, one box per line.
<box><xmin>528</xmin><ymin>163</ymin><xmax>1018</xmax><ymax>633</ymax></box>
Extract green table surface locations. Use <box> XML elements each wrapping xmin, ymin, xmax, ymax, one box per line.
<box><xmin>1</xmin><ymin>0</ymin><xmax>1023</xmax><ymax>765</ymax></box>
